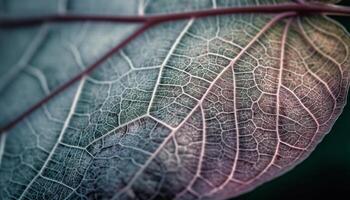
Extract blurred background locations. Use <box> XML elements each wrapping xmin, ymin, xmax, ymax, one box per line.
<box><xmin>235</xmin><ymin>1</ymin><xmax>350</xmax><ymax>199</ymax></box>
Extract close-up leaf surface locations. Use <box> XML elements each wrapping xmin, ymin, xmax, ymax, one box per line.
<box><xmin>0</xmin><ymin>0</ymin><xmax>349</xmax><ymax>200</ymax></box>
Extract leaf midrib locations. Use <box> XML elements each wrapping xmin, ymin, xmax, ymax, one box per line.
<box><xmin>2</xmin><ymin>1</ymin><xmax>350</xmax><ymax>133</ymax></box>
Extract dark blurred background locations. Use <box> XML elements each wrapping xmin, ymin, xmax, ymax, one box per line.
<box><xmin>234</xmin><ymin>1</ymin><xmax>350</xmax><ymax>199</ymax></box>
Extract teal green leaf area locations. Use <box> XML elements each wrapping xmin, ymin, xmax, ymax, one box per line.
<box><xmin>0</xmin><ymin>0</ymin><xmax>349</xmax><ymax>200</ymax></box>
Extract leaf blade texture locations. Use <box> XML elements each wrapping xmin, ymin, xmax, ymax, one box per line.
<box><xmin>0</xmin><ymin>0</ymin><xmax>349</xmax><ymax>200</ymax></box>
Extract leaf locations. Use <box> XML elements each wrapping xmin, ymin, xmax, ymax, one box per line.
<box><xmin>0</xmin><ymin>0</ymin><xmax>349</xmax><ymax>200</ymax></box>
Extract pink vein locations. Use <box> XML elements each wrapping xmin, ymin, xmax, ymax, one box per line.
<box><xmin>297</xmin><ymin>17</ymin><xmax>340</xmax><ymax>102</ymax></box>
<box><xmin>176</xmin><ymin>104</ymin><xmax>207</xmax><ymax>198</ymax></box>
<box><xmin>236</xmin><ymin>17</ymin><xmax>294</xmax><ymax>189</ymax></box>
<box><xmin>112</xmin><ymin>12</ymin><xmax>296</xmax><ymax>198</ymax></box>
<box><xmin>204</xmin><ymin>13</ymin><xmax>296</xmax><ymax>197</ymax></box>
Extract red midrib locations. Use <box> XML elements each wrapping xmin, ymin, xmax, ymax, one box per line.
<box><xmin>0</xmin><ymin>1</ymin><xmax>350</xmax><ymax>133</ymax></box>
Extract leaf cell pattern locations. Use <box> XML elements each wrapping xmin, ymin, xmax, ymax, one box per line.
<box><xmin>0</xmin><ymin>0</ymin><xmax>349</xmax><ymax>200</ymax></box>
